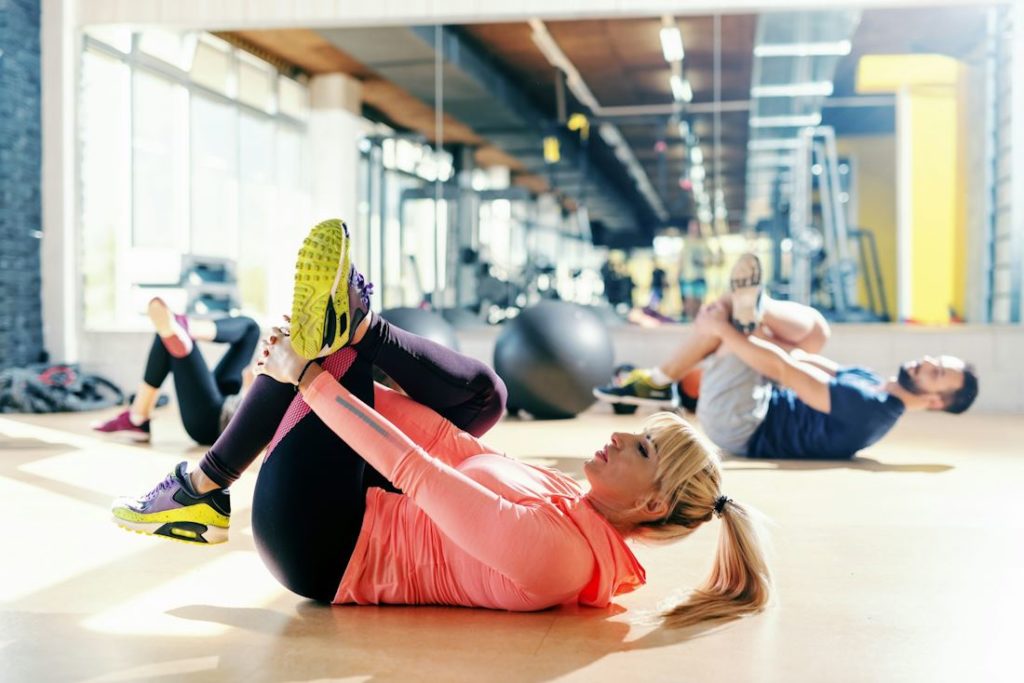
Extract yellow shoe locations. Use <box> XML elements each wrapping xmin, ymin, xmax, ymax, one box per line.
<box><xmin>290</xmin><ymin>219</ymin><xmax>354</xmax><ymax>359</ymax></box>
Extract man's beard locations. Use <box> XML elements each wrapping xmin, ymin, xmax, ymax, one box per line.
<box><xmin>897</xmin><ymin>365</ymin><xmax>922</xmax><ymax>394</ymax></box>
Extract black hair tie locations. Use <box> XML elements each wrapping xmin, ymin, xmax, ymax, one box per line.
<box><xmin>713</xmin><ymin>495</ymin><xmax>732</xmax><ymax>517</ymax></box>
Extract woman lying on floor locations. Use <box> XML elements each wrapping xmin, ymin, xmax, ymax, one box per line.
<box><xmin>112</xmin><ymin>219</ymin><xmax>772</xmax><ymax>628</ymax></box>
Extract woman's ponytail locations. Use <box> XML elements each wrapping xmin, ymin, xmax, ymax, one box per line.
<box><xmin>661</xmin><ymin>498</ymin><xmax>772</xmax><ymax>628</ymax></box>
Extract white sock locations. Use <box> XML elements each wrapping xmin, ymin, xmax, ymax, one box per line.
<box><xmin>129</xmin><ymin>411</ymin><xmax>149</xmax><ymax>426</ymax></box>
<box><xmin>649</xmin><ymin>367</ymin><xmax>673</xmax><ymax>386</ymax></box>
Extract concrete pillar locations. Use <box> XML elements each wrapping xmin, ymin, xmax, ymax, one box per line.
<box><xmin>41</xmin><ymin>0</ymin><xmax>79</xmax><ymax>361</ymax></box>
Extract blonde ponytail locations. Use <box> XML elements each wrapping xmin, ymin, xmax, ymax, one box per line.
<box><xmin>660</xmin><ymin>498</ymin><xmax>772</xmax><ymax>628</ymax></box>
<box><xmin>631</xmin><ymin>412</ymin><xmax>773</xmax><ymax>628</ymax></box>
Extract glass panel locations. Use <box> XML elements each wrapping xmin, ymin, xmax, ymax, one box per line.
<box><xmin>132</xmin><ymin>70</ymin><xmax>189</xmax><ymax>252</ymax></box>
<box><xmin>80</xmin><ymin>49</ymin><xmax>131</xmax><ymax>328</ymax></box>
<box><xmin>237</xmin><ymin>113</ymin><xmax>275</xmax><ymax>312</ymax></box>
<box><xmin>190</xmin><ymin>95</ymin><xmax>239</xmax><ymax>259</ymax></box>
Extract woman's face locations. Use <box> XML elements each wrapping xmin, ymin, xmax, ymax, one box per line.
<box><xmin>584</xmin><ymin>430</ymin><xmax>663</xmax><ymax>516</ymax></box>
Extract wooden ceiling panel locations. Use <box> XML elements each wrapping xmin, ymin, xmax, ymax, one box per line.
<box><xmin>224</xmin><ymin>29</ymin><xmax>371</xmax><ymax>76</ymax></box>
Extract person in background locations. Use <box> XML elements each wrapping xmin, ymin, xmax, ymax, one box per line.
<box><xmin>92</xmin><ymin>298</ymin><xmax>259</xmax><ymax>445</ymax></box>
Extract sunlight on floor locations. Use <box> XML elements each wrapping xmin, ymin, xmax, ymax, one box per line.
<box><xmin>82</xmin><ymin>551</ymin><xmax>286</xmax><ymax>637</ymax></box>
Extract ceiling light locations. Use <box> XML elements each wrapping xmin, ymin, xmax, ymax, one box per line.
<box><xmin>670</xmin><ymin>75</ymin><xmax>693</xmax><ymax>103</ymax></box>
<box><xmin>750</xmin><ymin>81</ymin><xmax>834</xmax><ymax>98</ymax></box>
<box><xmin>753</xmin><ymin>40</ymin><xmax>852</xmax><ymax>58</ymax></box>
<box><xmin>690</xmin><ymin>146</ymin><xmax>703</xmax><ymax>165</ymax></box>
<box><xmin>660</xmin><ymin>24</ymin><xmax>685</xmax><ymax>63</ymax></box>
<box><xmin>750</xmin><ymin>113</ymin><xmax>822</xmax><ymax>128</ymax></box>
<box><xmin>690</xmin><ymin>164</ymin><xmax>706</xmax><ymax>181</ymax></box>
<box><xmin>677</xmin><ymin>120</ymin><xmax>690</xmax><ymax>140</ymax></box>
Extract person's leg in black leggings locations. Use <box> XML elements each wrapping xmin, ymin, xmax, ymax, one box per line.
<box><xmin>141</xmin><ymin>334</ymin><xmax>173</xmax><ymax>392</ymax></box>
<box><xmin>209</xmin><ymin>317</ymin><xmax>260</xmax><ymax>397</ymax></box>
<box><xmin>250</xmin><ymin>354</ymin><xmax>376</xmax><ymax>601</ymax></box>
<box><xmin>199</xmin><ymin>313</ymin><xmax>507</xmax><ymax>491</ymax></box>
<box><xmin>166</xmin><ymin>343</ymin><xmax>227</xmax><ymax>446</ymax></box>
<box><xmin>196</xmin><ymin>372</ymin><xmax>295</xmax><ymax>489</ymax></box>
<box><xmin>355</xmin><ymin>314</ymin><xmax>507</xmax><ymax>437</ymax></box>
<box><xmin>137</xmin><ymin>334</ymin><xmax>221</xmax><ymax>439</ymax></box>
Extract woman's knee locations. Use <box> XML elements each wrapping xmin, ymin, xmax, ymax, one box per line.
<box><xmin>466</xmin><ymin>367</ymin><xmax>507</xmax><ymax>437</ymax></box>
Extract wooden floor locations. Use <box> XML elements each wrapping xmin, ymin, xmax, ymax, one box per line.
<box><xmin>2</xmin><ymin>405</ymin><xmax>1022</xmax><ymax>682</ymax></box>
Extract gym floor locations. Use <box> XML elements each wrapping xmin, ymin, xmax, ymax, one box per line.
<box><xmin>2</xmin><ymin>406</ymin><xmax>1020</xmax><ymax>682</ymax></box>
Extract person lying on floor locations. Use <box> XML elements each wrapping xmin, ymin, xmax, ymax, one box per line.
<box><xmin>596</xmin><ymin>254</ymin><xmax>979</xmax><ymax>459</ymax></box>
<box><xmin>111</xmin><ymin>219</ymin><xmax>772</xmax><ymax>628</ymax></box>
<box><xmin>93</xmin><ymin>298</ymin><xmax>259</xmax><ymax>445</ymax></box>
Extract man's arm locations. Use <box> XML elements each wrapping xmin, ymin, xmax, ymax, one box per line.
<box><xmin>714</xmin><ymin>324</ymin><xmax>833</xmax><ymax>414</ymax></box>
<box><xmin>789</xmin><ymin>348</ymin><xmax>840</xmax><ymax>377</ymax></box>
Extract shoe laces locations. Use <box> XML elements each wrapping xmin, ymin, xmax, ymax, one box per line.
<box><xmin>140</xmin><ymin>474</ymin><xmax>177</xmax><ymax>504</ymax></box>
<box><xmin>351</xmin><ymin>270</ymin><xmax>374</xmax><ymax>309</ymax></box>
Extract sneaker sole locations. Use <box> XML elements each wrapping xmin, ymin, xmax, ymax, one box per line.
<box><xmin>730</xmin><ymin>254</ymin><xmax>764</xmax><ymax>334</ymax></box>
<box><xmin>291</xmin><ymin>219</ymin><xmax>352</xmax><ymax>360</ymax></box>
<box><xmin>113</xmin><ymin>516</ymin><xmax>228</xmax><ymax>544</ymax></box>
<box><xmin>592</xmin><ymin>387</ymin><xmax>679</xmax><ymax>408</ymax></box>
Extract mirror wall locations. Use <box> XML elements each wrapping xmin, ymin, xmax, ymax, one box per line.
<box><xmin>77</xmin><ymin>4</ymin><xmax>1017</xmax><ymax>329</ymax></box>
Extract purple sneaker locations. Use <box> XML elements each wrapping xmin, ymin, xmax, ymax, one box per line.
<box><xmin>92</xmin><ymin>410</ymin><xmax>151</xmax><ymax>443</ymax></box>
<box><xmin>112</xmin><ymin>462</ymin><xmax>230</xmax><ymax>544</ymax></box>
<box><xmin>347</xmin><ymin>265</ymin><xmax>373</xmax><ymax>339</ymax></box>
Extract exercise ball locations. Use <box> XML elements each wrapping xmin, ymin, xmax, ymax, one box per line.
<box><xmin>440</xmin><ymin>307</ymin><xmax>487</xmax><ymax>329</ymax></box>
<box><xmin>380</xmin><ymin>307</ymin><xmax>460</xmax><ymax>351</ymax></box>
<box><xmin>494</xmin><ymin>301</ymin><xmax>614</xmax><ymax>419</ymax></box>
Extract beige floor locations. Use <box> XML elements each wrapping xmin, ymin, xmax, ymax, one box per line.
<box><xmin>2</xmin><ymin>405</ymin><xmax>1022</xmax><ymax>683</ymax></box>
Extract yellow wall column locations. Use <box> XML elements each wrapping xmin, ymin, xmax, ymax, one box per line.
<box><xmin>836</xmin><ymin>135</ymin><xmax>898</xmax><ymax>319</ymax></box>
<box><xmin>857</xmin><ymin>54</ymin><xmax>965</xmax><ymax>324</ymax></box>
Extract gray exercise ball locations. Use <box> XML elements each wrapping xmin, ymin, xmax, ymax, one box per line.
<box><xmin>380</xmin><ymin>307</ymin><xmax>460</xmax><ymax>351</ymax></box>
<box><xmin>494</xmin><ymin>301</ymin><xmax>615</xmax><ymax>419</ymax></box>
<box><xmin>440</xmin><ymin>307</ymin><xmax>487</xmax><ymax>329</ymax></box>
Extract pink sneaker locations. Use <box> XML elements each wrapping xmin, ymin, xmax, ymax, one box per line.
<box><xmin>148</xmin><ymin>298</ymin><xmax>193</xmax><ymax>358</ymax></box>
<box><xmin>92</xmin><ymin>410</ymin><xmax>151</xmax><ymax>443</ymax></box>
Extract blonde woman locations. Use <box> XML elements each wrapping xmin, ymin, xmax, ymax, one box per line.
<box><xmin>114</xmin><ymin>220</ymin><xmax>771</xmax><ymax>628</ymax></box>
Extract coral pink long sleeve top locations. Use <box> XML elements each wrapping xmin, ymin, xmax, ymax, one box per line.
<box><xmin>302</xmin><ymin>372</ymin><xmax>646</xmax><ymax>612</ymax></box>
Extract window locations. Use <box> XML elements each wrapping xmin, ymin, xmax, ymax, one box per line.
<box><xmin>79</xmin><ymin>30</ymin><xmax>311</xmax><ymax>329</ymax></box>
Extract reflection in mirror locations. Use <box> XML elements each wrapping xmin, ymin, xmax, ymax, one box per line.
<box><xmin>78</xmin><ymin>5</ymin><xmax>1015</xmax><ymax>327</ymax></box>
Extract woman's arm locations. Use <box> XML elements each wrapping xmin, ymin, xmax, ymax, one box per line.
<box><xmin>256</xmin><ymin>327</ymin><xmax>592</xmax><ymax>597</ymax></box>
<box><xmin>302</xmin><ymin>371</ymin><xmax>592</xmax><ymax>595</ymax></box>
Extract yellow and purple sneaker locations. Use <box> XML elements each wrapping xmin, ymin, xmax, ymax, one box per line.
<box><xmin>112</xmin><ymin>462</ymin><xmax>230</xmax><ymax>544</ymax></box>
<box><xmin>290</xmin><ymin>219</ymin><xmax>373</xmax><ymax>359</ymax></box>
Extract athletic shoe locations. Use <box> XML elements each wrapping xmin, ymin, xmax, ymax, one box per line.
<box><xmin>730</xmin><ymin>253</ymin><xmax>764</xmax><ymax>335</ymax></box>
<box><xmin>112</xmin><ymin>462</ymin><xmax>230</xmax><ymax>544</ymax></box>
<box><xmin>147</xmin><ymin>297</ymin><xmax>193</xmax><ymax>358</ymax></box>
<box><xmin>347</xmin><ymin>267</ymin><xmax>374</xmax><ymax>342</ymax></box>
<box><xmin>92</xmin><ymin>410</ymin><xmax>151</xmax><ymax>443</ymax></box>
<box><xmin>291</xmin><ymin>219</ymin><xmax>371</xmax><ymax>359</ymax></box>
<box><xmin>593</xmin><ymin>368</ymin><xmax>680</xmax><ymax>408</ymax></box>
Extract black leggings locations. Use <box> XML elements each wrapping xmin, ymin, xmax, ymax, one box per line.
<box><xmin>198</xmin><ymin>315</ymin><xmax>507</xmax><ymax>601</ymax></box>
<box><xmin>142</xmin><ymin>316</ymin><xmax>260</xmax><ymax>445</ymax></box>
